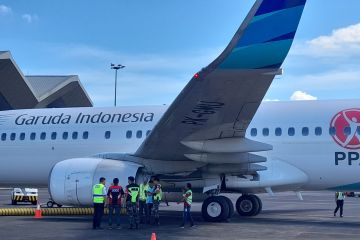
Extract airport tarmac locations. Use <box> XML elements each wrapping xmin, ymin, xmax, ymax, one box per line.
<box><xmin>1</xmin><ymin>189</ymin><xmax>360</xmax><ymax>239</ymax></box>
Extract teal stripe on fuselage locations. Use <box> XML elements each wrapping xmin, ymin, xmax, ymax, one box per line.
<box><xmin>328</xmin><ymin>182</ymin><xmax>360</xmax><ymax>191</ymax></box>
<box><xmin>219</xmin><ymin>39</ymin><xmax>292</xmax><ymax>69</ymax></box>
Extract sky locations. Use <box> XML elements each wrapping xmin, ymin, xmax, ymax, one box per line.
<box><xmin>1</xmin><ymin>0</ymin><xmax>360</xmax><ymax>106</ymax></box>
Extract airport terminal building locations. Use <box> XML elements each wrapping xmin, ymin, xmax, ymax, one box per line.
<box><xmin>0</xmin><ymin>51</ymin><xmax>93</xmax><ymax>111</ymax></box>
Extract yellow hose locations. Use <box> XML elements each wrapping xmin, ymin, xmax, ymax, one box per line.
<box><xmin>0</xmin><ymin>207</ymin><xmax>127</xmax><ymax>216</ymax></box>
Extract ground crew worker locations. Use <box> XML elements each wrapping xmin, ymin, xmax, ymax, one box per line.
<box><xmin>125</xmin><ymin>176</ymin><xmax>140</xmax><ymax>229</ymax></box>
<box><xmin>178</xmin><ymin>183</ymin><xmax>194</xmax><ymax>228</ymax></box>
<box><xmin>139</xmin><ymin>178</ymin><xmax>149</xmax><ymax>224</ymax></box>
<box><xmin>92</xmin><ymin>177</ymin><xmax>107</xmax><ymax>230</ymax></box>
<box><xmin>152</xmin><ymin>177</ymin><xmax>162</xmax><ymax>226</ymax></box>
<box><xmin>334</xmin><ymin>191</ymin><xmax>345</xmax><ymax>217</ymax></box>
<box><xmin>107</xmin><ymin>178</ymin><xmax>124</xmax><ymax>229</ymax></box>
<box><xmin>146</xmin><ymin>180</ymin><xmax>155</xmax><ymax>224</ymax></box>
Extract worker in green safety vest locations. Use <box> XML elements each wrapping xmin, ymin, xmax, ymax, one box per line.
<box><xmin>334</xmin><ymin>192</ymin><xmax>345</xmax><ymax>217</ymax></box>
<box><xmin>92</xmin><ymin>177</ymin><xmax>107</xmax><ymax>229</ymax></box>
<box><xmin>138</xmin><ymin>178</ymin><xmax>149</xmax><ymax>224</ymax></box>
<box><xmin>125</xmin><ymin>176</ymin><xmax>140</xmax><ymax>229</ymax></box>
<box><xmin>152</xmin><ymin>177</ymin><xmax>162</xmax><ymax>226</ymax></box>
<box><xmin>178</xmin><ymin>183</ymin><xmax>194</xmax><ymax>228</ymax></box>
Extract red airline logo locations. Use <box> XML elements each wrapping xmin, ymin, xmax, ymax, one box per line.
<box><xmin>331</xmin><ymin>109</ymin><xmax>360</xmax><ymax>150</ymax></box>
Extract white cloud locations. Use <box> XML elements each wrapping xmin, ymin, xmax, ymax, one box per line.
<box><xmin>309</xmin><ymin>23</ymin><xmax>360</xmax><ymax>50</ymax></box>
<box><xmin>290</xmin><ymin>91</ymin><xmax>317</xmax><ymax>101</ymax></box>
<box><xmin>291</xmin><ymin>23</ymin><xmax>360</xmax><ymax>58</ymax></box>
<box><xmin>0</xmin><ymin>5</ymin><xmax>11</xmax><ymax>15</ymax></box>
<box><xmin>22</xmin><ymin>14</ymin><xmax>39</xmax><ymax>23</ymax></box>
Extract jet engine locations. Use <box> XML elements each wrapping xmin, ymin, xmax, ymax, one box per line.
<box><xmin>49</xmin><ymin>158</ymin><xmax>141</xmax><ymax>206</ymax></box>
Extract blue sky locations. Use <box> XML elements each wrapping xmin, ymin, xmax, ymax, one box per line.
<box><xmin>1</xmin><ymin>0</ymin><xmax>360</xmax><ymax>106</ymax></box>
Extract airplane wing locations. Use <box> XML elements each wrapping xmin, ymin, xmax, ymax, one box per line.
<box><xmin>135</xmin><ymin>0</ymin><xmax>307</xmax><ymax>162</ymax></box>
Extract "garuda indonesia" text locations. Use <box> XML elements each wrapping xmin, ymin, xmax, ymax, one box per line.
<box><xmin>15</xmin><ymin>112</ymin><xmax>155</xmax><ymax>125</ymax></box>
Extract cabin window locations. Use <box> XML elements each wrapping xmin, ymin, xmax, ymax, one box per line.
<box><xmin>329</xmin><ymin>127</ymin><xmax>336</xmax><ymax>136</ymax></box>
<box><xmin>10</xmin><ymin>133</ymin><xmax>16</xmax><ymax>141</ymax></box>
<box><xmin>288</xmin><ymin>127</ymin><xmax>295</xmax><ymax>136</ymax></box>
<box><xmin>83</xmin><ymin>131</ymin><xmax>89</xmax><ymax>139</ymax></box>
<box><xmin>302</xmin><ymin>127</ymin><xmax>309</xmax><ymax>136</ymax></box>
<box><xmin>72</xmin><ymin>132</ymin><xmax>78</xmax><ymax>140</ymax></box>
<box><xmin>136</xmin><ymin>130</ymin><xmax>142</xmax><ymax>139</ymax></box>
<box><xmin>30</xmin><ymin>133</ymin><xmax>36</xmax><ymax>140</ymax></box>
<box><xmin>1</xmin><ymin>133</ymin><xmax>6</xmax><ymax>141</ymax></box>
<box><xmin>126</xmin><ymin>131</ymin><xmax>132</xmax><ymax>139</ymax></box>
<box><xmin>105</xmin><ymin>131</ymin><xmax>111</xmax><ymax>139</ymax></box>
<box><xmin>250</xmin><ymin>128</ymin><xmax>257</xmax><ymax>137</ymax></box>
<box><xmin>40</xmin><ymin>132</ymin><xmax>46</xmax><ymax>140</ymax></box>
<box><xmin>51</xmin><ymin>132</ymin><xmax>57</xmax><ymax>140</ymax></box>
<box><xmin>63</xmin><ymin>132</ymin><xmax>69</xmax><ymax>140</ymax></box>
<box><xmin>344</xmin><ymin>126</ymin><xmax>351</xmax><ymax>136</ymax></box>
<box><xmin>275</xmin><ymin>128</ymin><xmax>282</xmax><ymax>136</ymax></box>
<box><xmin>20</xmin><ymin>133</ymin><xmax>25</xmax><ymax>140</ymax></box>
<box><xmin>315</xmin><ymin>127</ymin><xmax>322</xmax><ymax>136</ymax></box>
<box><xmin>262</xmin><ymin>128</ymin><xmax>269</xmax><ymax>137</ymax></box>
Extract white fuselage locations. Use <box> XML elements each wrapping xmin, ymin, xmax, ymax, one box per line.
<box><xmin>0</xmin><ymin>100</ymin><xmax>359</xmax><ymax>191</ymax></box>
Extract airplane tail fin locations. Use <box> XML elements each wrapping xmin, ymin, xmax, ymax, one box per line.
<box><xmin>213</xmin><ymin>0</ymin><xmax>307</xmax><ymax>70</ymax></box>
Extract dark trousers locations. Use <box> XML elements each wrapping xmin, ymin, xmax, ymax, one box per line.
<box><xmin>182</xmin><ymin>205</ymin><xmax>194</xmax><ymax>226</ymax></box>
<box><xmin>334</xmin><ymin>200</ymin><xmax>344</xmax><ymax>216</ymax></box>
<box><xmin>127</xmin><ymin>201</ymin><xmax>139</xmax><ymax>228</ymax></box>
<box><xmin>146</xmin><ymin>203</ymin><xmax>153</xmax><ymax>223</ymax></box>
<box><xmin>93</xmin><ymin>203</ymin><xmax>104</xmax><ymax>229</ymax></box>
<box><xmin>108</xmin><ymin>205</ymin><xmax>121</xmax><ymax>226</ymax></box>
<box><xmin>139</xmin><ymin>200</ymin><xmax>147</xmax><ymax>223</ymax></box>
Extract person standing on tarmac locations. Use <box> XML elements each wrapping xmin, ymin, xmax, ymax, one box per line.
<box><xmin>125</xmin><ymin>176</ymin><xmax>140</xmax><ymax>229</ymax></box>
<box><xmin>138</xmin><ymin>178</ymin><xmax>149</xmax><ymax>224</ymax></box>
<box><xmin>107</xmin><ymin>178</ymin><xmax>124</xmax><ymax>229</ymax></box>
<box><xmin>146</xmin><ymin>180</ymin><xmax>155</xmax><ymax>224</ymax></box>
<box><xmin>178</xmin><ymin>183</ymin><xmax>195</xmax><ymax>228</ymax></box>
<box><xmin>92</xmin><ymin>177</ymin><xmax>107</xmax><ymax>230</ymax></box>
<box><xmin>334</xmin><ymin>191</ymin><xmax>345</xmax><ymax>217</ymax></box>
<box><xmin>152</xmin><ymin>177</ymin><xmax>162</xmax><ymax>226</ymax></box>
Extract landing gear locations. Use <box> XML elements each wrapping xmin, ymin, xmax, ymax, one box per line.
<box><xmin>236</xmin><ymin>194</ymin><xmax>262</xmax><ymax>217</ymax></box>
<box><xmin>201</xmin><ymin>196</ymin><xmax>234</xmax><ymax>222</ymax></box>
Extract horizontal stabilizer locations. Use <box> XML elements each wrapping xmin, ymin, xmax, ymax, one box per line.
<box><xmin>181</xmin><ymin>138</ymin><xmax>273</xmax><ymax>153</ymax></box>
<box><xmin>184</xmin><ymin>152</ymin><xmax>266</xmax><ymax>164</ymax></box>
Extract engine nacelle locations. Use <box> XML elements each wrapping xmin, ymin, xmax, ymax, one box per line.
<box><xmin>49</xmin><ymin>158</ymin><xmax>141</xmax><ymax>206</ymax></box>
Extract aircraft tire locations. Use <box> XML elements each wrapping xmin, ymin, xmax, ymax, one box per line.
<box><xmin>252</xmin><ymin>195</ymin><xmax>262</xmax><ymax>216</ymax></box>
<box><xmin>236</xmin><ymin>194</ymin><xmax>260</xmax><ymax>217</ymax></box>
<box><xmin>218</xmin><ymin>196</ymin><xmax>234</xmax><ymax>219</ymax></box>
<box><xmin>202</xmin><ymin>196</ymin><xmax>230</xmax><ymax>222</ymax></box>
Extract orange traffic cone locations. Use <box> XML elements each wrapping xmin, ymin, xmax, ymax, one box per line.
<box><xmin>34</xmin><ymin>204</ymin><xmax>42</xmax><ymax>219</ymax></box>
<box><xmin>151</xmin><ymin>233</ymin><xmax>157</xmax><ymax>240</ymax></box>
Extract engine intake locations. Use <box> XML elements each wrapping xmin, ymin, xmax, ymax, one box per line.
<box><xmin>49</xmin><ymin>158</ymin><xmax>141</xmax><ymax>206</ymax></box>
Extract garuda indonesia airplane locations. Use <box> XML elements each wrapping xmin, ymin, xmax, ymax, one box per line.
<box><xmin>2</xmin><ymin>0</ymin><xmax>357</xmax><ymax>222</ymax></box>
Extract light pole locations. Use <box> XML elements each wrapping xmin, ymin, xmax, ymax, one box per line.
<box><xmin>110</xmin><ymin>63</ymin><xmax>125</xmax><ymax>107</ymax></box>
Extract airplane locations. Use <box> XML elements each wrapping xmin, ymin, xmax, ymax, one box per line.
<box><xmin>2</xmin><ymin>0</ymin><xmax>356</xmax><ymax>222</ymax></box>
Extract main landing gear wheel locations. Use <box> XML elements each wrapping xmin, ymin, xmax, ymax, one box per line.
<box><xmin>236</xmin><ymin>194</ymin><xmax>262</xmax><ymax>217</ymax></box>
<box><xmin>218</xmin><ymin>196</ymin><xmax>234</xmax><ymax>219</ymax></box>
<box><xmin>202</xmin><ymin>196</ymin><xmax>230</xmax><ymax>222</ymax></box>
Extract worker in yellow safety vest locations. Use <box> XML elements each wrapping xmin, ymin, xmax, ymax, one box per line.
<box><xmin>178</xmin><ymin>183</ymin><xmax>194</xmax><ymax>228</ymax></box>
<box><xmin>138</xmin><ymin>178</ymin><xmax>149</xmax><ymax>224</ymax></box>
<box><xmin>125</xmin><ymin>176</ymin><xmax>140</xmax><ymax>229</ymax></box>
<box><xmin>92</xmin><ymin>177</ymin><xmax>107</xmax><ymax>229</ymax></box>
<box><xmin>152</xmin><ymin>177</ymin><xmax>162</xmax><ymax>226</ymax></box>
<box><xmin>334</xmin><ymin>192</ymin><xmax>345</xmax><ymax>217</ymax></box>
